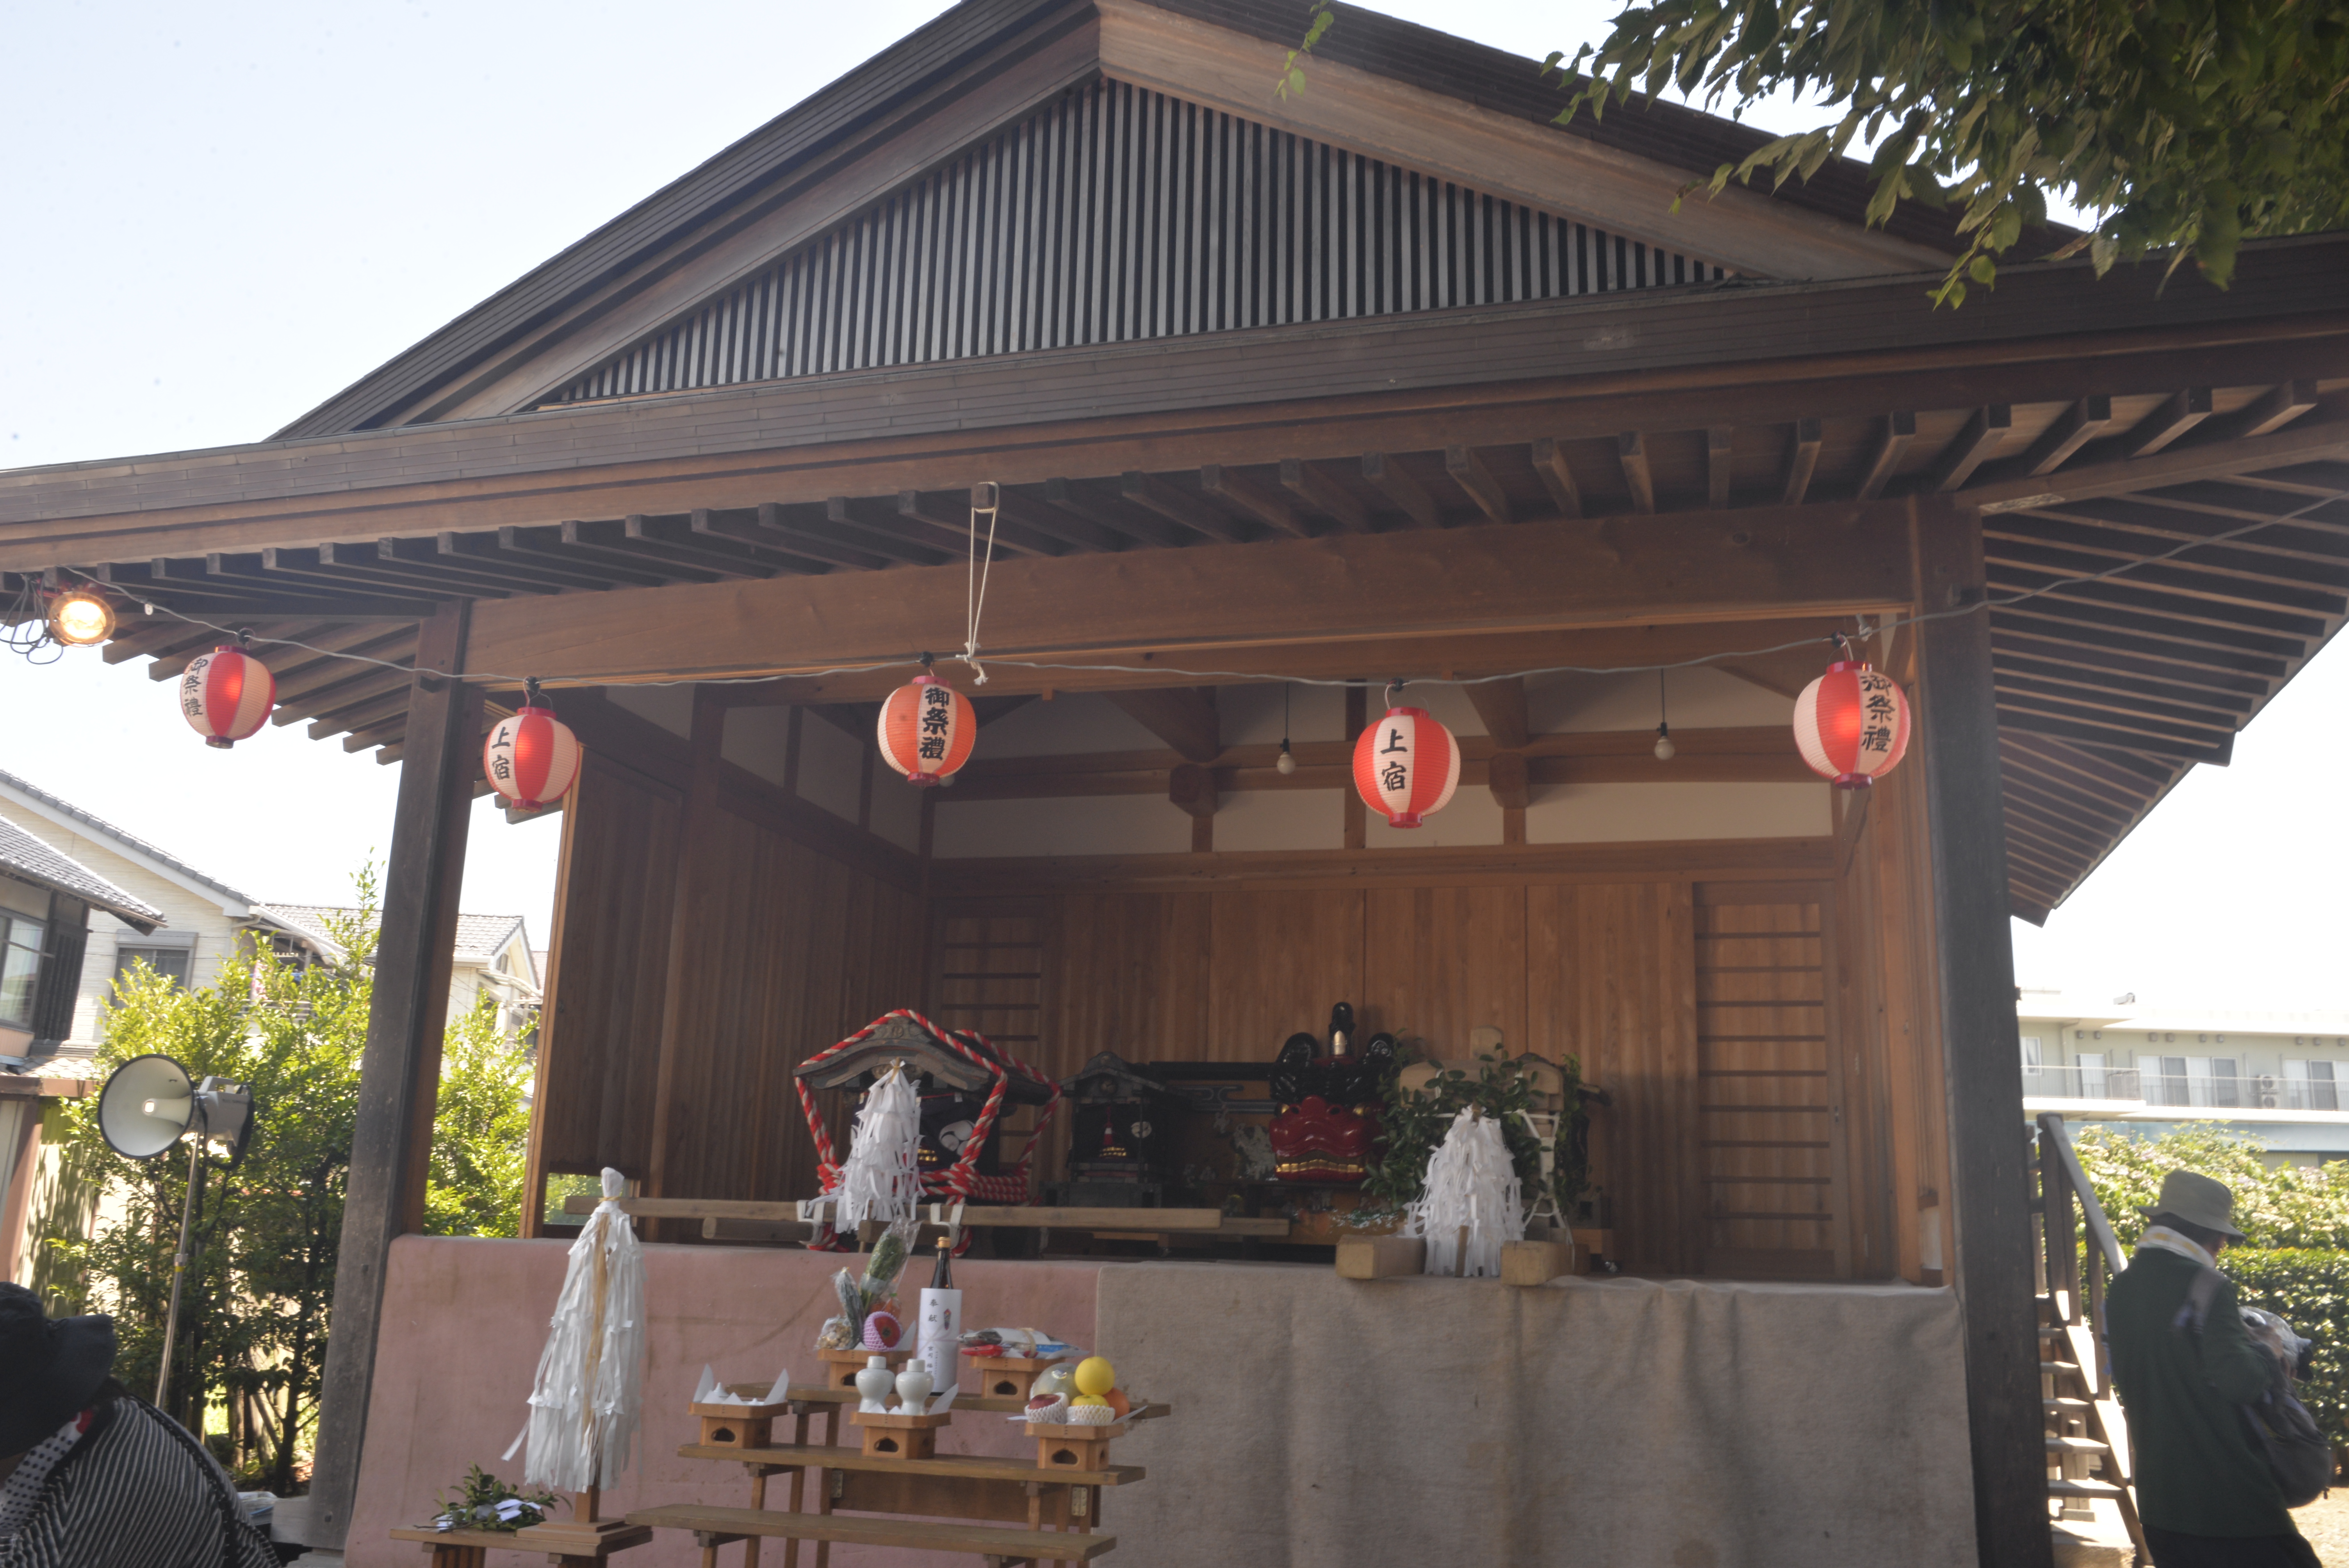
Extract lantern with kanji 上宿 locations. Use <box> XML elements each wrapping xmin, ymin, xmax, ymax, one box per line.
<box><xmin>483</xmin><ymin>694</ymin><xmax>583</xmax><ymax>811</ymax></box>
<box><xmin>179</xmin><ymin>643</ymin><xmax>276</xmax><ymax>749</ymax></box>
<box><xmin>1351</xmin><ymin>703</ymin><xmax>1461</xmax><ymax>827</ymax></box>
<box><xmin>1792</xmin><ymin>660</ymin><xmax>1912</xmax><ymax>788</ymax></box>
<box><xmin>877</xmin><ymin>672</ymin><xmax>976</xmax><ymax>786</ymax></box>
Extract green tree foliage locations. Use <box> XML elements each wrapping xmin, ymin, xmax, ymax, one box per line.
<box><xmin>35</xmin><ymin>870</ymin><xmax>535</xmax><ymax>1490</ymax></box>
<box><xmin>1551</xmin><ymin>0</ymin><xmax>2349</xmax><ymax>304</ymax></box>
<box><xmin>2219</xmin><ymin>1249</ymin><xmax>2349</xmax><ymax>1450</ymax></box>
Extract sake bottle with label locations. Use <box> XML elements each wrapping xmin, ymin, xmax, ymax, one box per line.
<box><xmin>915</xmin><ymin>1236</ymin><xmax>962</xmax><ymax>1391</ymax></box>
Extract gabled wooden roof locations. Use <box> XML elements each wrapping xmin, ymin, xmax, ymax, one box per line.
<box><xmin>274</xmin><ymin>0</ymin><xmax>1970</xmax><ymax>440</ymax></box>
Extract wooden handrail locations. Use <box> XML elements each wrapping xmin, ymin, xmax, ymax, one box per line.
<box><xmin>2038</xmin><ymin>1112</ymin><xmax>2124</xmax><ymax>1275</ymax></box>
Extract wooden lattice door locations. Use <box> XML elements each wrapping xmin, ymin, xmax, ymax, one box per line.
<box><xmin>1695</xmin><ymin>883</ymin><xmax>1852</xmax><ymax>1279</ymax></box>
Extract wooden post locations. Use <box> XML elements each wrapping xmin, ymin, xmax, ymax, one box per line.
<box><xmin>646</xmin><ymin>685</ymin><xmax>724</xmax><ymax>1237</ymax></box>
<box><xmin>1911</xmin><ymin>497</ymin><xmax>2051</xmax><ymax>1568</ymax></box>
<box><xmin>307</xmin><ymin>602</ymin><xmax>478</xmax><ymax>1550</ymax></box>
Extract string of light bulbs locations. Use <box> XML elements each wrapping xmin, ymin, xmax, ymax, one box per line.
<box><xmin>4</xmin><ymin>485</ymin><xmax>2323</xmax><ymax>817</ymax></box>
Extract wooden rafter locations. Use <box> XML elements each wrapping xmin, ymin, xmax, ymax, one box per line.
<box><xmin>1780</xmin><ymin>418</ymin><xmax>1822</xmax><ymax>505</ymax></box>
<box><xmin>1617</xmin><ymin>432</ymin><xmax>1655</xmax><ymax>514</ymax></box>
<box><xmin>1463</xmin><ymin>676</ymin><xmax>1529</xmax><ymax>749</ymax></box>
<box><xmin>1278</xmin><ymin>459</ymin><xmax>1370</xmax><ymax>533</ymax></box>
<box><xmin>1928</xmin><ymin>406</ymin><xmax>2013</xmax><ymax>491</ymax></box>
<box><xmin>1706</xmin><ymin>426</ymin><xmax>1734</xmax><ymax>508</ymax></box>
<box><xmin>1856</xmin><ymin>412</ymin><xmax>1917</xmax><ymax>501</ymax></box>
<box><xmin>1445</xmin><ymin>445</ymin><xmax>1512</xmax><ymax>525</ymax></box>
<box><xmin>1361</xmin><ymin>451</ymin><xmax>1440</xmax><ymax>528</ymax></box>
<box><xmin>1201</xmin><ymin>465</ymin><xmax>1310</xmax><ymax>537</ymax></box>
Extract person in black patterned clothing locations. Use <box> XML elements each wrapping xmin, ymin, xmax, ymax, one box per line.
<box><xmin>0</xmin><ymin>1282</ymin><xmax>278</xmax><ymax>1568</ymax></box>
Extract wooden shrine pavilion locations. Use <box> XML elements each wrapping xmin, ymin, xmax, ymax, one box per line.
<box><xmin>4</xmin><ymin>2</ymin><xmax>2345</xmax><ymax>1563</ymax></box>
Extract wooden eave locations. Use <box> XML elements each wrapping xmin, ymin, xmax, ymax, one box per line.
<box><xmin>6</xmin><ymin>240</ymin><xmax>2347</xmax><ymax>916</ymax></box>
<box><xmin>270</xmin><ymin>0</ymin><xmax>1982</xmax><ymax>441</ymax></box>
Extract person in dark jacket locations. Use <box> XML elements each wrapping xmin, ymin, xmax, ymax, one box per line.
<box><xmin>0</xmin><ymin>1282</ymin><xmax>278</xmax><ymax>1568</ymax></box>
<box><xmin>2106</xmin><ymin>1169</ymin><xmax>2318</xmax><ymax>1568</ymax></box>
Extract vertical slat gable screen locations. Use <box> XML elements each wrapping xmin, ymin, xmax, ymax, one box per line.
<box><xmin>545</xmin><ymin>78</ymin><xmax>1731</xmax><ymax>405</ymax></box>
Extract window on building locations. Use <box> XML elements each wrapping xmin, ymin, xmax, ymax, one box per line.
<box><xmin>2077</xmin><ymin>1053</ymin><xmax>2106</xmax><ymax>1100</ymax></box>
<box><xmin>2286</xmin><ymin>1060</ymin><xmax>2338</xmax><ymax>1113</ymax></box>
<box><xmin>2150</xmin><ymin>1056</ymin><xmax>2190</xmax><ymax>1107</ymax></box>
<box><xmin>2020</xmin><ymin>1035</ymin><xmax>2042</xmax><ymax>1079</ymax></box>
<box><xmin>0</xmin><ymin>912</ymin><xmax>46</xmax><ymax>1030</ymax></box>
<box><xmin>115</xmin><ymin>945</ymin><xmax>191</xmax><ymax>990</ymax></box>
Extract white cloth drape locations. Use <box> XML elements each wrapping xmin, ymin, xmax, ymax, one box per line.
<box><xmin>513</xmin><ymin>1167</ymin><xmax>645</xmax><ymax>1492</ymax></box>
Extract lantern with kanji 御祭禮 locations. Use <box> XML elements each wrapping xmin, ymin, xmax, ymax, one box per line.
<box><xmin>178</xmin><ymin>641</ymin><xmax>275</xmax><ymax>749</ymax></box>
<box><xmin>482</xmin><ymin>685</ymin><xmax>583</xmax><ymax>811</ymax></box>
<box><xmin>877</xmin><ymin>671</ymin><xmax>976</xmax><ymax>786</ymax></box>
<box><xmin>1793</xmin><ymin>659</ymin><xmax>1912</xmax><ymax>788</ymax></box>
<box><xmin>1351</xmin><ymin>702</ymin><xmax>1461</xmax><ymax>827</ymax></box>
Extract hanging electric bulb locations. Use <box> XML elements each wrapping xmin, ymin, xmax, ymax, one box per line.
<box><xmin>1276</xmin><ymin>682</ymin><xmax>1297</xmax><ymax>774</ymax></box>
<box><xmin>46</xmin><ymin>588</ymin><xmax>115</xmax><ymax>647</ymax></box>
<box><xmin>1653</xmin><ymin>670</ymin><xmax>1675</xmax><ymax>761</ymax></box>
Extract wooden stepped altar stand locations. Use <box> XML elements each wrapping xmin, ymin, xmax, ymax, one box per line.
<box><xmin>630</xmin><ymin>1382</ymin><xmax>1167</xmax><ymax>1567</ymax></box>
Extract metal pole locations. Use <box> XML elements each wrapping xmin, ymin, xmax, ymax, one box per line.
<box><xmin>154</xmin><ymin>1137</ymin><xmax>204</xmax><ymax>1409</ymax></box>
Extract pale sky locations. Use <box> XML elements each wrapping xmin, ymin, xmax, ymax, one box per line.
<box><xmin>0</xmin><ymin>1</ymin><xmax>2333</xmax><ymax>1007</ymax></box>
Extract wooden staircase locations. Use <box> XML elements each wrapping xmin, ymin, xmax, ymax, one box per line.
<box><xmin>2036</xmin><ymin>1115</ymin><xmax>2148</xmax><ymax>1566</ymax></box>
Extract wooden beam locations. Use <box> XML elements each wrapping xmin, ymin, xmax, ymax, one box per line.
<box><xmin>1168</xmin><ymin>763</ymin><xmax>1218</xmax><ymax>818</ymax></box>
<box><xmin>1278</xmin><ymin>458</ymin><xmax>1370</xmax><ymax>533</ymax></box>
<box><xmin>1928</xmin><ymin>406</ymin><xmax>2014</xmax><ymax>492</ymax></box>
<box><xmin>1042</xmin><ymin>478</ymin><xmax>1187</xmax><ymax>549</ymax></box>
<box><xmin>1967</xmin><ymin>415</ymin><xmax>2349</xmax><ymax>511</ymax></box>
<box><xmin>1780</xmin><ymin>418</ymin><xmax>1823</xmax><ymax>505</ymax></box>
<box><xmin>1485</xmin><ymin>750</ymin><xmax>1529</xmax><ymax>811</ymax></box>
<box><xmin>2016</xmin><ymin>396</ymin><xmax>2114</xmax><ymax>476</ymax></box>
<box><xmin>1857</xmin><ymin>411</ymin><xmax>1918</xmax><ymax>501</ymax></box>
<box><xmin>1706</xmin><ymin>426</ymin><xmax>1734</xmax><ymax>509</ymax></box>
<box><xmin>307</xmin><ymin>603</ymin><xmax>477</xmax><ymax>1553</ymax></box>
<box><xmin>2121</xmin><ymin>388</ymin><xmax>2213</xmax><ymax>458</ymax></box>
<box><xmin>1201</xmin><ymin>465</ymin><xmax>1310</xmax><ymax>537</ymax></box>
<box><xmin>1105</xmin><ymin>686</ymin><xmax>1220</xmax><ymax>763</ymax></box>
<box><xmin>895</xmin><ymin>490</ymin><xmax>1064</xmax><ymax>558</ymax></box>
<box><xmin>464</xmin><ymin>503</ymin><xmax>1919</xmax><ymax>684</ymax></box>
<box><xmin>1617</xmin><ymin>433</ymin><xmax>1655</xmax><ymax>514</ymax></box>
<box><xmin>623</xmin><ymin>514</ymin><xmax>782</xmax><ymax>577</ymax></box>
<box><xmin>695</xmin><ymin>506</ymin><xmax>875</xmax><ymax>572</ymax></box>
<box><xmin>1912</xmin><ymin>495</ymin><xmax>2052</xmax><ymax>1568</ymax></box>
<box><xmin>992</xmin><ymin>486</ymin><xmax>1141</xmax><ymax>553</ymax></box>
<box><xmin>1530</xmin><ymin>438</ymin><xmax>1582</xmax><ymax>519</ymax></box>
<box><xmin>1445</xmin><ymin>445</ymin><xmax>1513</xmax><ymax>525</ymax></box>
<box><xmin>1361</xmin><ymin>451</ymin><xmax>1440</xmax><ymax>528</ymax></box>
<box><xmin>821</xmin><ymin>497</ymin><xmax>952</xmax><ymax>566</ymax></box>
<box><xmin>2205</xmin><ymin>379</ymin><xmax>2319</xmax><ymax>442</ymax></box>
<box><xmin>1463</xmin><ymin>676</ymin><xmax>1529</xmax><ymax>749</ymax></box>
<box><xmin>1121</xmin><ymin>471</ymin><xmax>1247</xmax><ymax>542</ymax></box>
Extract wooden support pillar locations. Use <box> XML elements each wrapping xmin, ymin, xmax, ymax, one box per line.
<box><xmin>1911</xmin><ymin>497</ymin><xmax>2050</xmax><ymax>1568</ymax></box>
<box><xmin>1342</xmin><ymin>684</ymin><xmax>1366</xmax><ymax>849</ymax></box>
<box><xmin>308</xmin><ymin>602</ymin><xmax>478</xmax><ymax>1551</ymax></box>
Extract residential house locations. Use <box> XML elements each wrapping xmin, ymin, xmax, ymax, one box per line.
<box><xmin>0</xmin><ymin>810</ymin><xmax>164</xmax><ymax>1279</ymax></box>
<box><xmin>2020</xmin><ymin>989</ymin><xmax>2349</xmax><ymax>1165</ymax></box>
<box><xmin>256</xmin><ymin>906</ymin><xmax>541</xmax><ymax>1039</ymax></box>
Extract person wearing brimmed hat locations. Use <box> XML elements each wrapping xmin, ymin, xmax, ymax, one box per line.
<box><xmin>2106</xmin><ymin>1170</ymin><xmax>2319</xmax><ymax>1568</ymax></box>
<box><xmin>0</xmin><ymin>1282</ymin><xmax>278</xmax><ymax>1568</ymax></box>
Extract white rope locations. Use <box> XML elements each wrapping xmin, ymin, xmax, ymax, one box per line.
<box><xmin>961</xmin><ymin>488</ymin><xmax>1001</xmax><ymax>687</ymax></box>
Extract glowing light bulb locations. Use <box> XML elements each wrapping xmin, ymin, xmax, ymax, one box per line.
<box><xmin>48</xmin><ymin>591</ymin><xmax>114</xmax><ymax>646</ymax></box>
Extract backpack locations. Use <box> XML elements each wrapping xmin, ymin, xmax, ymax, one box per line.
<box><xmin>2176</xmin><ymin>1265</ymin><xmax>2334</xmax><ymax>1507</ymax></box>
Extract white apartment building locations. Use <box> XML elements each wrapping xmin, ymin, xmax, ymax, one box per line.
<box><xmin>2020</xmin><ymin>988</ymin><xmax>2349</xmax><ymax>1163</ymax></box>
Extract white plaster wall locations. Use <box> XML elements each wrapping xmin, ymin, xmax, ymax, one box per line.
<box><xmin>604</xmin><ymin>684</ymin><xmax>695</xmax><ymax>739</ymax></box>
<box><xmin>933</xmin><ymin>795</ymin><xmax>1192</xmax><ymax>858</ymax></box>
<box><xmin>796</xmin><ymin>712</ymin><xmax>866</xmax><ymax>825</ymax></box>
<box><xmin>1525</xmin><ymin>782</ymin><xmax>1829</xmax><ymax>843</ymax></box>
<box><xmin>1524</xmin><ymin>667</ymin><xmax>1791</xmax><ymax>734</ymax></box>
<box><xmin>720</xmin><ymin>706</ymin><xmax>793</xmax><ymax>787</ymax></box>
<box><xmin>1215</xmin><ymin>682</ymin><xmax>1345</xmax><ymax>747</ymax></box>
<box><xmin>1215</xmin><ymin>788</ymin><xmax>1344</xmax><ymax>852</ymax></box>
<box><xmin>977</xmin><ymin>693</ymin><xmax>1166</xmax><ymax>756</ymax></box>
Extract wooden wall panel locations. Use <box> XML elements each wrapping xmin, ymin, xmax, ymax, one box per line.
<box><xmin>1360</xmin><ymin>886</ymin><xmax>1527</xmax><ymax>1055</ymax></box>
<box><xmin>1052</xmin><ymin>891</ymin><xmax>1212</xmax><ymax>1066</ymax></box>
<box><xmin>1693</xmin><ymin>885</ymin><xmax>1848</xmax><ymax>1281</ymax></box>
<box><xmin>1208</xmin><ymin>891</ymin><xmax>1364</xmax><ymax>1058</ymax></box>
<box><xmin>527</xmin><ymin>752</ymin><xmax>683</xmax><ymax>1209</ymax></box>
<box><xmin>1526</xmin><ymin>884</ymin><xmax>1699</xmax><ymax>1274</ymax></box>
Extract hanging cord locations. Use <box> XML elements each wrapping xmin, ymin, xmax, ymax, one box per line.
<box><xmin>0</xmin><ymin>577</ymin><xmax>63</xmax><ymax>665</ymax></box>
<box><xmin>961</xmin><ymin>483</ymin><xmax>1001</xmax><ymax>687</ymax></box>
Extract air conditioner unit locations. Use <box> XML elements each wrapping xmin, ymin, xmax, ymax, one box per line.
<box><xmin>2258</xmin><ymin>1074</ymin><xmax>2279</xmax><ymax>1109</ymax></box>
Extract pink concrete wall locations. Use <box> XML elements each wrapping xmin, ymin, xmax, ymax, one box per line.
<box><xmin>350</xmin><ymin>1235</ymin><xmax>1107</xmax><ymax>1568</ymax></box>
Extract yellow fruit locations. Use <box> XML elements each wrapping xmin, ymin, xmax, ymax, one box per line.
<box><xmin>1073</xmin><ymin>1356</ymin><xmax>1116</xmax><ymax>1396</ymax></box>
<box><xmin>1070</xmin><ymin>1394</ymin><xmax>1109</xmax><ymax>1408</ymax></box>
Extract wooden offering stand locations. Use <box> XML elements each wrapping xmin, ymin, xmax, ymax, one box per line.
<box><xmin>815</xmin><ymin>1345</ymin><xmax>909</xmax><ymax>1391</ymax></box>
<box><xmin>694</xmin><ymin>1391</ymin><xmax>794</xmax><ymax>1449</ymax></box>
<box><xmin>390</xmin><ymin>1488</ymin><xmax>651</xmax><ymax>1568</ymax></box>
<box><xmin>970</xmin><ymin>1353</ymin><xmax>1063</xmax><ymax>1401</ymax></box>
<box><xmin>630</xmin><ymin>1381</ymin><xmax>1171</xmax><ymax>1565</ymax></box>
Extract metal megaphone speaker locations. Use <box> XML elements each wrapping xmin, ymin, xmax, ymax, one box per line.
<box><xmin>97</xmin><ymin>1053</ymin><xmax>256</xmax><ymax>1166</ymax></box>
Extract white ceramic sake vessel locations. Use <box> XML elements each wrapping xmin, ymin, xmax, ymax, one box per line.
<box><xmin>895</xmin><ymin>1364</ymin><xmax>934</xmax><ymax>1413</ymax></box>
<box><xmin>855</xmin><ymin>1355</ymin><xmax>896</xmax><ymax>1413</ymax></box>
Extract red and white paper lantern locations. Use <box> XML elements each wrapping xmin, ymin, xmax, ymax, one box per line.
<box><xmin>1352</xmin><ymin>704</ymin><xmax>1461</xmax><ymax>828</ymax></box>
<box><xmin>483</xmin><ymin>704</ymin><xmax>583</xmax><ymax>810</ymax></box>
<box><xmin>178</xmin><ymin>645</ymin><xmax>275</xmax><ymax>749</ymax></box>
<box><xmin>877</xmin><ymin>672</ymin><xmax>976</xmax><ymax>786</ymax></box>
<box><xmin>1793</xmin><ymin>660</ymin><xmax>1912</xmax><ymax>788</ymax></box>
